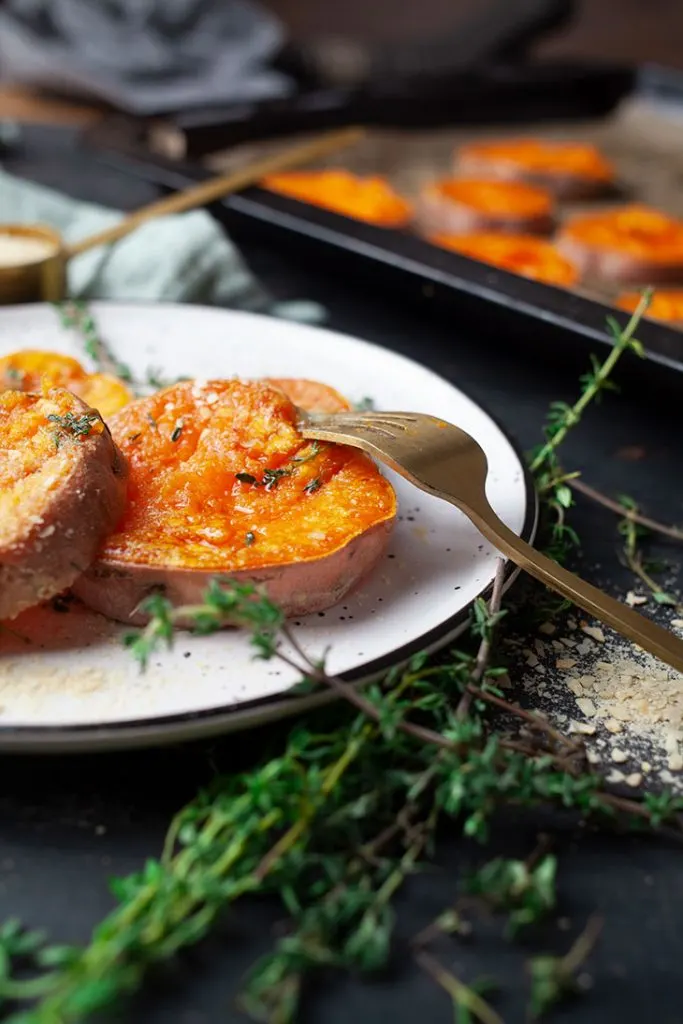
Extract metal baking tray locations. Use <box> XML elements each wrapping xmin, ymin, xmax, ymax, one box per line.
<box><xmin>87</xmin><ymin>84</ymin><xmax>683</xmax><ymax>384</ymax></box>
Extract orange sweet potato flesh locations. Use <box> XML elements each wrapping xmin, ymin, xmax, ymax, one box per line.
<box><xmin>73</xmin><ymin>379</ymin><xmax>396</xmax><ymax>624</ymax></box>
<box><xmin>616</xmin><ymin>289</ymin><xmax>683</xmax><ymax>325</ymax></box>
<box><xmin>557</xmin><ymin>206</ymin><xmax>683</xmax><ymax>285</ymax></box>
<box><xmin>416</xmin><ymin>178</ymin><xmax>554</xmax><ymax>237</ymax></box>
<box><xmin>262</xmin><ymin>170</ymin><xmax>413</xmax><ymax>228</ymax></box>
<box><xmin>457</xmin><ymin>139</ymin><xmax>615</xmax><ymax>199</ymax></box>
<box><xmin>428</xmin><ymin>232</ymin><xmax>578</xmax><ymax>288</ymax></box>
<box><xmin>265</xmin><ymin>378</ymin><xmax>351</xmax><ymax>413</ymax></box>
<box><xmin>0</xmin><ymin>350</ymin><xmax>133</xmax><ymax>419</ymax></box>
<box><xmin>0</xmin><ymin>387</ymin><xmax>128</xmax><ymax>620</ymax></box>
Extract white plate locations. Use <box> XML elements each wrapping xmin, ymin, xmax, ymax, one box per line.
<box><xmin>0</xmin><ymin>302</ymin><xmax>536</xmax><ymax>752</ymax></box>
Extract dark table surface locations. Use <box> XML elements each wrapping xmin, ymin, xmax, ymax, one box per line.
<box><xmin>2</xmin><ymin>125</ymin><xmax>683</xmax><ymax>1024</ymax></box>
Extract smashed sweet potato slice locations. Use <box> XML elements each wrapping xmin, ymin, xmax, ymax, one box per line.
<box><xmin>0</xmin><ymin>349</ymin><xmax>133</xmax><ymax>419</ymax></box>
<box><xmin>74</xmin><ymin>379</ymin><xmax>396</xmax><ymax>623</ymax></box>
<box><xmin>457</xmin><ymin>138</ymin><xmax>615</xmax><ymax>198</ymax></box>
<box><xmin>416</xmin><ymin>178</ymin><xmax>554</xmax><ymax>236</ymax></box>
<box><xmin>616</xmin><ymin>289</ymin><xmax>683</xmax><ymax>326</ymax></box>
<box><xmin>0</xmin><ymin>387</ymin><xmax>127</xmax><ymax>620</ymax></box>
<box><xmin>557</xmin><ymin>205</ymin><xmax>683</xmax><ymax>284</ymax></box>
<box><xmin>428</xmin><ymin>232</ymin><xmax>578</xmax><ymax>287</ymax></box>
<box><xmin>262</xmin><ymin>169</ymin><xmax>413</xmax><ymax>227</ymax></box>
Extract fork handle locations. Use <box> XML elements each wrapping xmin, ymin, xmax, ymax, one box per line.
<box><xmin>466</xmin><ymin>501</ymin><xmax>683</xmax><ymax>674</ymax></box>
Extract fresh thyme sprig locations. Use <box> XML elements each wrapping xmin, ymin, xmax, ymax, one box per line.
<box><xmin>529</xmin><ymin>289</ymin><xmax>651</xmax><ymax>563</ymax></box>
<box><xmin>54</xmin><ymin>301</ymin><xmax>133</xmax><ymax>383</ymax></box>
<box><xmin>527</xmin><ymin>915</ymin><xmax>603</xmax><ymax>1019</ymax></box>
<box><xmin>571</xmin><ymin>477</ymin><xmax>683</xmax><ymax>545</ymax></box>
<box><xmin>617</xmin><ymin>494</ymin><xmax>681</xmax><ymax>609</ymax></box>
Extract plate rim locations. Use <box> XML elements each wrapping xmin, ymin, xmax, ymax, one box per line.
<box><xmin>0</xmin><ymin>301</ymin><xmax>538</xmax><ymax>753</ymax></box>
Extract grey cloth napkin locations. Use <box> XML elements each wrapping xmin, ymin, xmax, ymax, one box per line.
<box><xmin>0</xmin><ymin>0</ymin><xmax>291</xmax><ymax>115</ymax></box>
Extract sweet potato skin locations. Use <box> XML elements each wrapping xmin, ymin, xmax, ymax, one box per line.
<box><xmin>0</xmin><ymin>388</ymin><xmax>128</xmax><ymax>620</ymax></box>
<box><xmin>73</xmin><ymin>379</ymin><xmax>396</xmax><ymax>625</ymax></box>
<box><xmin>0</xmin><ymin>349</ymin><xmax>133</xmax><ymax>419</ymax></box>
<box><xmin>74</xmin><ymin>518</ymin><xmax>392</xmax><ymax>625</ymax></box>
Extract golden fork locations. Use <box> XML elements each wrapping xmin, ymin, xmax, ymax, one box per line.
<box><xmin>298</xmin><ymin>408</ymin><xmax>683</xmax><ymax>675</ymax></box>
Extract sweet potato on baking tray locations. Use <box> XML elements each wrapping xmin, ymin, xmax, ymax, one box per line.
<box><xmin>557</xmin><ymin>205</ymin><xmax>683</xmax><ymax>285</ymax></box>
<box><xmin>616</xmin><ymin>289</ymin><xmax>683</xmax><ymax>326</ymax></box>
<box><xmin>428</xmin><ymin>231</ymin><xmax>578</xmax><ymax>288</ymax></box>
<box><xmin>415</xmin><ymin>178</ymin><xmax>555</xmax><ymax>237</ymax></box>
<box><xmin>456</xmin><ymin>138</ymin><xmax>615</xmax><ymax>200</ymax></box>
<box><xmin>73</xmin><ymin>379</ymin><xmax>396</xmax><ymax>625</ymax></box>
<box><xmin>0</xmin><ymin>349</ymin><xmax>133</xmax><ymax>419</ymax></box>
<box><xmin>262</xmin><ymin>169</ymin><xmax>413</xmax><ymax>228</ymax></box>
<box><xmin>0</xmin><ymin>388</ymin><xmax>127</xmax><ymax>620</ymax></box>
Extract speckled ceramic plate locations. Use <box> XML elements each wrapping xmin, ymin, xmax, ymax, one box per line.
<box><xmin>0</xmin><ymin>302</ymin><xmax>536</xmax><ymax>753</ymax></box>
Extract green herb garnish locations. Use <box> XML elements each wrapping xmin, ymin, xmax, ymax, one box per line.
<box><xmin>263</xmin><ymin>467</ymin><xmax>292</xmax><ymax>491</ymax></box>
<box><xmin>47</xmin><ymin>410</ymin><xmax>100</xmax><ymax>447</ymax></box>
<box><xmin>303</xmin><ymin>477</ymin><xmax>322</xmax><ymax>494</ymax></box>
<box><xmin>236</xmin><ymin>472</ymin><xmax>259</xmax><ymax>486</ymax></box>
<box><xmin>292</xmin><ymin>440</ymin><xmax>322</xmax><ymax>465</ymax></box>
<box><xmin>245</xmin><ymin>531</ymin><xmax>255</xmax><ymax>546</ymax></box>
<box><xmin>171</xmin><ymin>423</ymin><xmax>183</xmax><ymax>443</ymax></box>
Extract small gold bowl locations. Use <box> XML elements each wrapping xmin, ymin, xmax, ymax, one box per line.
<box><xmin>0</xmin><ymin>225</ymin><xmax>66</xmax><ymax>305</ymax></box>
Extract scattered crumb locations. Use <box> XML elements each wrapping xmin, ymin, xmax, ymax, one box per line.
<box><xmin>569</xmin><ymin>720</ymin><xmax>596</xmax><ymax>735</ymax></box>
<box><xmin>668</xmin><ymin>754</ymin><xmax>683</xmax><ymax>771</ymax></box>
<box><xmin>641</xmin><ymin>761</ymin><xmax>652</xmax><ymax>773</ymax></box>
<box><xmin>625</xmin><ymin>773</ymin><xmax>643</xmax><ymax>788</ymax></box>
<box><xmin>605</xmin><ymin>719</ymin><xmax>622</xmax><ymax>734</ymax></box>
<box><xmin>581</xmin><ymin>626</ymin><xmax>606</xmax><ymax>643</ymax></box>
<box><xmin>625</xmin><ymin>591</ymin><xmax>648</xmax><ymax>607</ymax></box>
<box><xmin>607</xmin><ymin>769</ymin><xmax>625</xmax><ymax>784</ymax></box>
<box><xmin>672</xmin><ymin>619</ymin><xmax>683</xmax><ymax>629</ymax></box>
<box><xmin>539</xmin><ymin>622</ymin><xmax>556</xmax><ymax>635</ymax></box>
<box><xmin>611</xmin><ymin>749</ymin><xmax>628</xmax><ymax>764</ymax></box>
<box><xmin>576</xmin><ymin>697</ymin><xmax>597</xmax><ymax>717</ymax></box>
<box><xmin>556</xmin><ymin>658</ymin><xmax>577</xmax><ymax>670</ymax></box>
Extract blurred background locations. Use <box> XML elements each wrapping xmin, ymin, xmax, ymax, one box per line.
<box><xmin>1</xmin><ymin>0</ymin><xmax>683</xmax><ymax>126</ymax></box>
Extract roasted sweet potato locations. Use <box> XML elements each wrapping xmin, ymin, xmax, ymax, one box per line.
<box><xmin>427</xmin><ymin>232</ymin><xmax>578</xmax><ymax>288</ymax></box>
<box><xmin>0</xmin><ymin>349</ymin><xmax>133</xmax><ymax>419</ymax></box>
<box><xmin>73</xmin><ymin>379</ymin><xmax>396</xmax><ymax>625</ymax></box>
<box><xmin>415</xmin><ymin>178</ymin><xmax>555</xmax><ymax>237</ymax></box>
<box><xmin>262</xmin><ymin>169</ymin><xmax>413</xmax><ymax>228</ymax></box>
<box><xmin>0</xmin><ymin>387</ymin><xmax>128</xmax><ymax>620</ymax></box>
<box><xmin>557</xmin><ymin>205</ymin><xmax>683</xmax><ymax>285</ymax></box>
<box><xmin>265</xmin><ymin>378</ymin><xmax>351</xmax><ymax>413</ymax></box>
<box><xmin>456</xmin><ymin>139</ymin><xmax>615</xmax><ymax>200</ymax></box>
<box><xmin>616</xmin><ymin>289</ymin><xmax>683</xmax><ymax>326</ymax></box>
